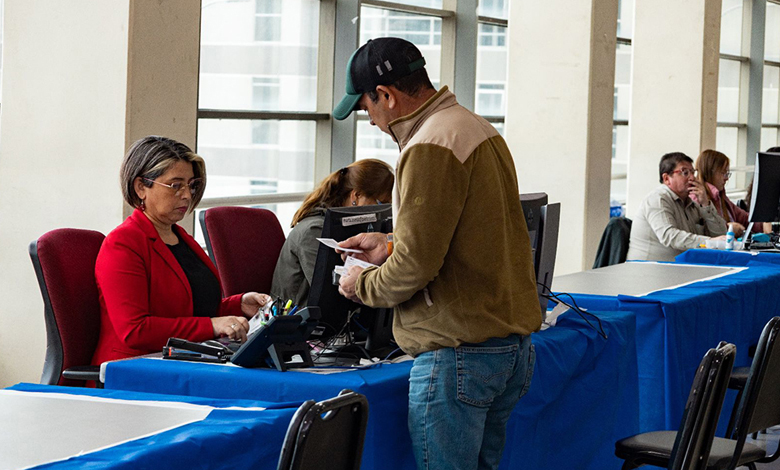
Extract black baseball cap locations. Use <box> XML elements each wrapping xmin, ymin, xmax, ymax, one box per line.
<box><xmin>333</xmin><ymin>37</ymin><xmax>427</xmax><ymax>121</ymax></box>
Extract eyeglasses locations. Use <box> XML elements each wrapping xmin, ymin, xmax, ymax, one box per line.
<box><xmin>144</xmin><ymin>177</ymin><xmax>204</xmax><ymax>196</ymax></box>
<box><xmin>722</xmin><ymin>171</ymin><xmax>732</xmax><ymax>179</ymax></box>
<box><xmin>670</xmin><ymin>168</ymin><xmax>697</xmax><ymax>178</ymax></box>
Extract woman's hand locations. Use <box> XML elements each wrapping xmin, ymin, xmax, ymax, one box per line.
<box><xmin>240</xmin><ymin>292</ymin><xmax>272</xmax><ymax>318</ymax></box>
<box><xmin>731</xmin><ymin>222</ymin><xmax>746</xmax><ymax>239</ymax></box>
<box><xmin>211</xmin><ymin>316</ymin><xmax>249</xmax><ymax>343</ymax></box>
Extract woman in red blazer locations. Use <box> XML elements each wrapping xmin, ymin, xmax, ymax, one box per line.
<box><xmin>92</xmin><ymin>136</ymin><xmax>270</xmax><ymax>365</ymax></box>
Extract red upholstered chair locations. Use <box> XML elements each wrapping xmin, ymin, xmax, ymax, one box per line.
<box><xmin>199</xmin><ymin>206</ymin><xmax>286</xmax><ymax>297</ymax></box>
<box><xmin>29</xmin><ymin>228</ymin><xmax>105</xmax><ymax>386</ymax></box>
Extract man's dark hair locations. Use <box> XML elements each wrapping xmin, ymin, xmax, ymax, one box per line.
<box><xmin>366</xmin><ymin>43</ymin><xmax>434</xmax><ymax>103</ymax></box>
<box><xmin>658</xmin><ymin>152</ymin><xmax>693</xmax><ymax>183</ymax></box>
<box><xmin>766</xmin><ymin>146</ymin><xmax>780</xmax><ymax>153</ymax></box>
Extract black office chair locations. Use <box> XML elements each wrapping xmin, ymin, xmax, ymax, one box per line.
<box><xmin>593</xmin><ymin>216</ymin><xmax>632</xmax><ymax>269</ymax></box>
<box><xmin>277</xmin><ymin>389</ymin><xmax>369</xmax><ymax>470</ymax></box>
<box><xmin>617</xmin><ymin>316</ymin><xmax>780</xmax><ymax>470</ymax></box>
<box><xmin>615</xmin><ymin>342</ymin><xmax>735</xmax><ymax>470</ymax></box>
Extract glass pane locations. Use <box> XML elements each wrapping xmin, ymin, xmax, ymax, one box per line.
<box><xmin>355</xmin><ymin>119</ymin><xmax>401</xmax><ymax>168</ymax></box>
<box><xmin>613</xmin><ymin>43</ymin><xmax>632</xmax><ymax>120</ymax></box>
<box><xmin>720</xmin><ymin>0</ymin><xmax>743</xmax><ymax>55</ymax></box>
<box><xmin>492</xmin><ymin>122</ymin><xmax>505</xmax><ymax>137</ymax></box>
<box><xmin>476</xmin><ymin>23</ymin><xmax>507</xmax><ymax>117</ymax></box>
<box><xmin>478</xmin><ymin>0</ymin><xmax>508</xmax><ymax>20</ymax></box>
<box><xmin>610</xmin><ymin>178</ymin><xmax>627</xmax><ymax>206</ymax></box>
<box><xmin>197</xmin><ymin>119</ymin><xmax>315</xmax><ymax>198</ymax></box>
<box><xmin>360</xmin><ymin>6</ymin><xmax>442</xmax><ymax>87</ymax></box>
<box><xmin>763</xmin><ymin>66</ymin><xmax>780</xmax><ymax>125</ymax></box>
<box><xmin>716</xmin><ymin>127</ymin><xmax>739</xmax><ymax>163</ymax></box>
<box><xmin>194</xmin><ymin>201</ymin><xmax>301</xmax><ymax>246</ymax></box>
<box><xmin>199</xmin><ymin>0</ymin><xmax>319</xmax><ymax>111</ymax></box>
<box><xmin>612</xmin><ymin>124</ymin><xmax>629</xmax><ymax>165</ymax></box>
<box><xmin>761</xmin><ymin>127</ymin><xmax>779</xmax><ymax>153</ymax></box>
<box><xmin>616</xmin><ymin>0</ymin><xmax>634</xmax><ymax>39</ymax></box>
<box><xmin>766</xmin><ymin>2</ymin><xmax>780</xmax><ymax>62</ymax></box>
<box><xmin>717</xmin><ymin>59</ymin><xmax>741</xmax><ymax>123</ymax></box>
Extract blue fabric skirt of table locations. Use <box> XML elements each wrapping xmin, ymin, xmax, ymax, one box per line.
<box><xmin>103</xmin><ymin>310</ymin><xmax>638</xmax><ymax>470</ymax></box>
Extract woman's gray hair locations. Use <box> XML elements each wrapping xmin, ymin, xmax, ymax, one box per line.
<box><xmin>120</xmin><ymin>136</ymin><xmax>207</xmax><ymax>210</ymax></box>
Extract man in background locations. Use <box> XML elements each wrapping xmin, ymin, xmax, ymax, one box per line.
<box><xmin>628</xmin><ymin>151</ymin><xmax>726</xmax><ymax>261</ymax></box>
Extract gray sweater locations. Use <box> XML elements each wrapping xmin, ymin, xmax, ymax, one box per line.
<box><xmin>270</xmin><ymin>210</ymin><xmax>325</xmax><ymax>306</ymax></box>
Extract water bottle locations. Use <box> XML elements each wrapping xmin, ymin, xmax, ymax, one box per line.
<box><xmin>725</xmin><ymin>223</ymin><xmax>735</xmax><ymax>251</ymax></box>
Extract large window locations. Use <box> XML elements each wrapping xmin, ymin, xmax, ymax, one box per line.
<box><xmin>762</xmin><ymin>1</ymin><xmax>780</xmax><ymax>154</ymax></box>
<box><xmin>198</xmin><ymin>0</ymin><xmax>508</xmax><ymax>231</ymax></box>
<box><xmin>715</xmin><ymin>0</ymin><xmax>746</xmax><ymax>188</ymax></box>
<box><xmin>476</xmin><ymin>2</ymin><xmax>508</xmax><ymax>135</ymax></box>
<box><xmin>610</xmin><ymin>0</ymin><xmax>633</xmax><ymax>205</ymax></box>
<box><xmin>197</xmin><ymin>0</ymin><xmax>323</xmax><ymax>236</ymax></box>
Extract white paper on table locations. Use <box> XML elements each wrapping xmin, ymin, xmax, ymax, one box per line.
<box><xmin>316</xmin><ymin>237</ymin><xmax>363</xmax><ymax>253</ymax></box>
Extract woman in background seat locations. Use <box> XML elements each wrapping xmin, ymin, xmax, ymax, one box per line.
<box><xmin>271</xmin><ymin>159</ymin><xmax>394</xmax><ymax>307</ymax></box>
<box><xmin>693</xmin><ymin>149</ymin><xmax>765</xmax><ymax>239</ymax></box>
<box><xmin>92</xmin><ymin>136</ymin><xmax>270</xmax><ymax>365</ymax></box>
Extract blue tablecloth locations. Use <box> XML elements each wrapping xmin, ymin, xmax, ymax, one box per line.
<box><xmin>104</xmin><ymin>310</ymin><xmax>638</xmax><ymax>470</ymax></box>
<box><xmin>6</xmin><ymin>383</ymin><xmax>297</xmax><ymax>470</ymax></box>
<box><xmin>555</xmin><ymin>261</ymin><xmax>780</xmax><ymax>433</ymax></box>
<box><xmin>677</xmin><ymin>248</ymin><xmax>780</xmax><ymax>267</ymax></box>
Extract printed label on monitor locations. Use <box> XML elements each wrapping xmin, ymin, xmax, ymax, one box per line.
<box><xmin>342</xmin><ymin>214</ymin><xmax>378</xmax><ymax>226</ymax></box>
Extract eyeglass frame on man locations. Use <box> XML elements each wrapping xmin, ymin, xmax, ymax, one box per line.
<box><xmin>143</xmin><ymin>177</ymin><xmax>204</xmax><ymax>196</ymax></box>
<box><xmin>669</xmin><ymin>168</ymin><xmax>697</xmax><ymax>178</ymax></box>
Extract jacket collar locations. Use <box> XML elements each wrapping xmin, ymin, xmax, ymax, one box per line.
<box><xmin>387</xmin><ymin>86</ymin><xmax>458</xmax><ymax>151</ymax></box>
<box><xmin>128</xmin><ymin>208</ymin><xmax>194</xmax><ymax>296</ymax></box>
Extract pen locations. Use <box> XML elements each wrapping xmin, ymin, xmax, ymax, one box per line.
<box><xmin>283</xmin><ymin>299</ymin><xmax>292</xmax><ymax>315</ymax></box>
<box><xmin>287</xmin><ymin>305</ymin><xmax>298</xmax><ymax>316</ymax></box>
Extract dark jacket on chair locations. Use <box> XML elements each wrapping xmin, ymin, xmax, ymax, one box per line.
<box><xmin>592</xmin><ymin>217</ymin><xmax>632</xmax><ymax>269</ymax></box>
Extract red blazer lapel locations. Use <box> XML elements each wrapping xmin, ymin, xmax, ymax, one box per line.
<box><xmin>129</xmin><ymin>209</ymin><xmax>192</xmax><ymax>299</ymax></box>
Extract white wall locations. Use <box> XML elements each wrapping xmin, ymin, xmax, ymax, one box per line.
<box><xmin>506</xmin><ymin>0</ymin><xmax>617</xmax><ymax>275</ymax></box>
<box><xmin>0</xmin><ymin>0</ymin><xmax>130</xmax><ymax>387</ymax></box>
<box><xmin>625</xmin><ymin>0</ymin><xmax>721</xmax><ymax>215</ymax></box>
<box><xmin>0</xmin><ymin>0</ymin><xmax>200</xmax><ymax>388</ymax></box>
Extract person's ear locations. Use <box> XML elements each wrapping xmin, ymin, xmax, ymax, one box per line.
<box><xmin>376</xmin><ymin>85</ymin><xmax>396</xmax><ymax>109</ymax></box>
<box><xmin>134</xmin><ymin>177</ymin><xmax>148</xmax><ymax>201</ymax></box>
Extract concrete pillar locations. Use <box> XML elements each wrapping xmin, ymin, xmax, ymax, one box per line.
<box><xmin>625</xmin><ymin>0</ymin><xmax>721</xmax><ymax>215</ymax></box>
<box><xmin>505</xmin><ymin>0</ymin><xmax>618</xmax><ymax>275</ymax></box>
<box><xmin>0</xmin><ymin>0</ymin><xmax>200</xmax><ymax>387</ymax></box>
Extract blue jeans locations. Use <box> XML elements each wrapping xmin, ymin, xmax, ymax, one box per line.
<box><xmin>408</xmin><ymin>334</ymin><xmax>535</xmax><ymax>470</ymax></box>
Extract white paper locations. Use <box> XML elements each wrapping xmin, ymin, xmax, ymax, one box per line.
<box><xmin>344</xmin><ymin>256</ymin><xmax>377</xmax><ymax>269</ymax></box>
<box><xmin>316</xmin><ymin>237</ymin><xmax>364</xmax><ymax>253</ymax></box>
<box><xmin>544</xmin><ymin>302</ymin><xmax>571</xmax><ymax>327</ymax></box>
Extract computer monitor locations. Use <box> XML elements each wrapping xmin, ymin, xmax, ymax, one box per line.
<box><xmin>519</xmin><ymin>193</ymin><xmax>560</xmax><ymax>321</ymax></box>
<box><xmin>748</xmin><ymin>152</ymin><xmax>780</xmax><ymax>224</ymax></box>
<box><xmin>308</xmin><ymin>204</ymin><xmax>395</xmax><ymax>358</ymax></box>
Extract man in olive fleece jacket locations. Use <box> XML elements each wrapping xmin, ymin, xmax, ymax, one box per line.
<box><xmin>333</xmin><ymin>37</ymin><xmax>540</xmax><ymax>470</ymax></box>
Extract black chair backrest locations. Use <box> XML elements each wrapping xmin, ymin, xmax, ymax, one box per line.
<box><xmin>727</xmin><ymin>317</ymin><xmax>780</xmax><ymax>468</ymax></box>
<box><xmin>593</xmin><ymin>216</ymin><xmax>632</xmax><ymax>269</ymax></box>
<box><xmin>29</xmin><ymin>228</ymin><xmax>105</xmax><ymax>386</ymax></box>
<box><xmin>668</xmin><ymin>342</ymin><xmax>735</xmax><ymax>470</ymax></box>
<box><xmin>277</xmin><ymin>390</ymin><xmax>369</xmax><ymax>470</ymax></box>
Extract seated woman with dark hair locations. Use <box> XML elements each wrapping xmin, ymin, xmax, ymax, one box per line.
<box><xmin>91</xmin><ymin>136</ymin><xmax>270</xmax><ymax>365</ymax></box>
<box><xmin>271</xmin><ymin>158</ymin><xmax>394</xmax><ymax>307</ymax></box>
